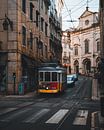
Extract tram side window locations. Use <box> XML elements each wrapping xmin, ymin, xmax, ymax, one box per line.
<box><xmin>39</xmin><ymin>72</ymin><xmax>43</xmax><ymax>81</ymax></box>
<box><xmin>45</xmin><ymin>72</ymin><xmax>50</xmax><ymax>81</ymax></box>
<box><xmin>52</xmin><ymin>72</ymin><xmax>57</xmax><ymax>81</ymax></box>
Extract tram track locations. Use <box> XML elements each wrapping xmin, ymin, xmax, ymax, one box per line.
<box><xmin>54</xmin><ymin>77</ymin><xmax>92</xmax><ymax>130</ymax></box>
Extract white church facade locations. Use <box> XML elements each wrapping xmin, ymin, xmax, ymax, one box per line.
<box><xmin>70</xmin><ymin>7</ymin><xmax>100</xmax><ymax>75</ymax></box>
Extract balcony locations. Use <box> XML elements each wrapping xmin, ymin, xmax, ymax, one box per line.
<box><xmin>63</xmin><ymin>56</ymin><xmax>68</xmax><ymax>60</ymax></box>
<box><xmin>44</xmin><ymin>0</ymin><xmax>51</xmax><ymax>8</ymax></box>
<box><xmin>49</xmin><ymin>12</ymin><xmax>54</xmax><ymax>22</ymax></box>
<box><xmin>50</xmin><ymin>33</ymin><xmax>54</xmax><ymax>41</ymax></box>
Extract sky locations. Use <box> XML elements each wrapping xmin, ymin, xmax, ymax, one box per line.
<box><xmin>62</xmin><ymin>0</ymin><xmax>99</xmax><ymax>31</ymax></box>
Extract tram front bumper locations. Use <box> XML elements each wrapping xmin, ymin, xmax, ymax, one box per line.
<box><xmin>38</xmin><ymin>89</ymin><xmax>59</xmax><ymax>94</ymax></box>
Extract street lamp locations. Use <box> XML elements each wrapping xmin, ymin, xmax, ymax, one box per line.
<box><xmin>13</xmin><ymin>73</ymin><xmax>16</xmax><ymax>95</ymax></box>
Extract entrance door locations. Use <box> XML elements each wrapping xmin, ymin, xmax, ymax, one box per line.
<box><xmin>0</xmin><ymin>65</ymin><xmax>7</xmax><ymax>93</ymax></box>
<box><xmin>74</xmin><ymin>60</ymin><xmax>79</xmax><ymax>73</ymax></box>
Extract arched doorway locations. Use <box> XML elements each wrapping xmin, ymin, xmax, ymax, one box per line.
<box><xmin>96</xmin><ymin>57</ymin><xmax>100</xmax><ymax>68</ymax></box>
<box><xmin>82</xmin><ymin>58</ymin><xmax>91</xmax><ymax>75</ymax></box>
<box><xmin>74</xmin><ymin>60</ymin><xmax>79</xmax><ymax>73</ymax></box>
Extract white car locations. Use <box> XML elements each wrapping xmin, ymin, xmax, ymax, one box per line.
<box><xmin>72</xmin><ymin>73</ymin><xmax>78</xmax><ymax>81</ymax></box>
<box><xmin>67</xmin><ymin>75</ymin><xmax>75</xmax><ymax>87</ymax></box>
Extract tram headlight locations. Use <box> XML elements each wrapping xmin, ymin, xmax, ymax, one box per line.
<box><xmin>46</xmin><ymin>87</ymin><xmax>49</xmax><ymax>90</ymax></box>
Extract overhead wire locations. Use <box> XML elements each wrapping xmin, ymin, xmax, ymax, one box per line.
<box><xmin>62</xmin><ymin>0</ymin><xmax>85</xmax><ymax>11</ymax></box>
<box><xmin>71</xmin><ymin>0</ymin><xmax>95</xmax><ymax>14</ymax></box>
<box><xmin>63</xmin><ymin>0</ymin><xmax>75</xmax><ymax>28</ymax></box>
<box><xmin>62</xmin><ymin>0</ymin><xmax>99</xmax><ymax>30</ymax></box>
<box><xmin>62</xmin><ymin>0</ymin><xmax>87</xmax><ymax>29</ymax></box>
<box><xmin>63</xmin><ymin>2</ymin><xmax>87</xmax><ymax>19</ymax></box>
<box><xmin>62</xmin><ymin>0</ymin><xmax>85</xmax><ymax>15</ymax></box>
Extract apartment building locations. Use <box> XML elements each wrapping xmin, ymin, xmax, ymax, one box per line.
<box><xmin>48</xmin><ymin>0</ymin><xmax>63</xmax><ymax>64</ymax></box>
<box><xmin>100</xmin><ymin>0</ymin><xmax>104</xmax><ymax>58</ymax></box>
<box><xmin>99</xmin><ymin>0</ymin><xmax>104</xmax><ymax>117</ymax></box>
<box><xmin>0</xmin><ymin>0</ymin><xmax>50</xmax><ymax>94</ymax></box>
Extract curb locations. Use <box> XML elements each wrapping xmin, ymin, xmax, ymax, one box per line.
<box><xmin>98</xmin><ymin>112</ymin><xmax>104</xmax><ymax>129</ymax></box>
<box><xmin>0</xmin><ymin>91</ymin><xmax>37</xmax><ymax>100</ymax></box>
<box><xmin>92</xmin><ymin>79</ymin><xmax>100</xmax><ymax>100</ymax></box>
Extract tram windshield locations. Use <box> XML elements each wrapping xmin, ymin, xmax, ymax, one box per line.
<box><xmin>39</xmin><ymin>72</ymin><xmax>58</xmax><ymax>82</ymax></box>
<box><xmin>52</xmin><ymin>72</ymin><xmax>57</xmax><ymax>81</ymax></box>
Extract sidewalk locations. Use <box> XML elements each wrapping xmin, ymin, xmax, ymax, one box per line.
<box><xmin>0</xmin><ymin>91</ymin><xmax>37</xmax><ymax>100</ymax></box>
<box><xmin>92</xmin><ymin>78</ymin><xmax>100</xmax><ymax>100</ymax></box>
<box><xmin>92</xmin><ymin>78</ymin><xmax>104</xmax><ymax>129</ymax></box>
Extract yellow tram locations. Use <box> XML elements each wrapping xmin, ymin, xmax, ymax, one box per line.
<box><xmin>38</xmin><ymin>64</ymin><xmax>67</xmax><ymax>94</ymax></box>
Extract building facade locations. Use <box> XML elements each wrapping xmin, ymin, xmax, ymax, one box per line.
<box><xmin>62</xmin><ymin>30</ymin><xmax>72</xmax><ymax>74</ymax></box>
<box><xmin>48</xmin><ymin>0</ymin><xmax>63</xmax><ymax>64</ymax></box>
<box><xmin>100</xmin><ymin>0</ymin><xmax>104</xmax><ymax>58</ymax></box>
<box><xmin>0</xmin><ymin>0</ymin><xmax>51</xmax><ymax>94</ymax></box>
<box><xmin>99</xmin><ymin>0</ymin><xmax>104</xmax><ymax>117</ymax></box>
<box><xmin>70</xmin><ymin>7</ymin><xmax>100</xmax><ymax>75</ymax></box>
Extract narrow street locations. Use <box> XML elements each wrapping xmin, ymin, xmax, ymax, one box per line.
<box><xmin>0</xmin><ymin>76</ymin><xmax>101</xmax><ymax>130</ymax></box>
<box><xmin>0</xmin><ymin>1</ymin><xmax>103</xmax><ymax>130</ymax></box>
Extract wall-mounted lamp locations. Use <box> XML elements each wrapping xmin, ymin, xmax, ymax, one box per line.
<box><xmin>2</xmin><ymin>14</ymin><xmax>13</xmax><ymax>31</ymax></box>
<box><xmin>2</xmin><ymin>18</ymin><xmax>9</xmax><ymax>30</ymax></box>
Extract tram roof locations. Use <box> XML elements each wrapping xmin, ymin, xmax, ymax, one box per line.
<box><xmin>38</xmin><ymin>66</ymin><xmax>66</xmax><ymax>72</ymax></box>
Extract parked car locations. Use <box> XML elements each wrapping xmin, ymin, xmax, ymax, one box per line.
<box><xmin>67</xmin><ymin>75</ymin><xmax>75</xmax><ymax>87</ymax></box>
<box><xmin>71</xmin><ymin>73</ymin><xmax>78</xmax><ymax>81</ymax></box>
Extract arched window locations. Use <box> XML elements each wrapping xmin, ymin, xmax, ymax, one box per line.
<box><xmin>74</xmin><ymin>60</ymin><xmax>79</xmax><ymax>73</ymax></box>
<box><xmin>85</xmin><ymin>39</ymin><xmax>89</xmax><ymax>54</ymax></box>
<box><xmin>97</xmin><ymin>41</ymin><xmax>100</xmax><ymax>52</ymax></box>
<box><xmin>74</xmin><ymin>46</ymin><xmax>78</xmax><ymax>55</ymax></box>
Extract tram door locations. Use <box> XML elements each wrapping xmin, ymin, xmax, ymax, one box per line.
<box><xmin>58</xmin><ymin>72</ymin><xmax>62</xmax><ymax>92</ymax></box>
